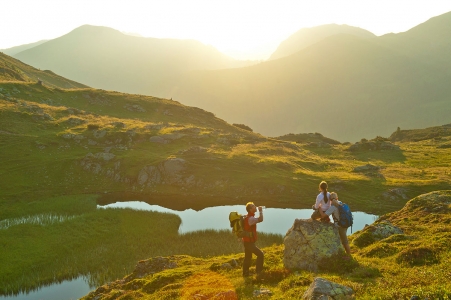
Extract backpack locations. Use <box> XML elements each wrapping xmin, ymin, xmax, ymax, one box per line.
<box><xmin>337</xmin><ymin>203</ymin><xmax>353</xmax><ymax>232</ymax></box>
<box><xmin>229</xmin><ymin>211</ymin><xmax>253</xmax><ymax>238</ymax></box>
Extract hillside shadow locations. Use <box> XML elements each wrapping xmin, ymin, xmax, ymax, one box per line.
<box><xmin>349</xmin><ymin>149</ymin><xmax>406</xmax><ymax>164</ymax></box>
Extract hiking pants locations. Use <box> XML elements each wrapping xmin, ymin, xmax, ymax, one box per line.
<box><xmin>243</xmin><ymin>241</ymin><xmax>263</xmax><ymax>276</ymax></box>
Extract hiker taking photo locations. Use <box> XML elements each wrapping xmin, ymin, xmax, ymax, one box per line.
<box><xmin>311</xmin><ymin>181</ymin><xmax>331</xmax><ymax>222</ymax></box>
<box><xmin>242</xmin><ymin>202</ymin><xmax>264</xmax><ymax>279</ymax></box>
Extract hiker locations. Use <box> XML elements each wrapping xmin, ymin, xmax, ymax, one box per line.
<box><xmin>311</xmin><ymin>181</ymin><xmax>331</xmax><ymax>222</ymax></box>
<box><xmin>242</xmin><ymin>202</ymin><xmax>264</xmax><ymax>278</ymax></box>
<box><xmin>324</xmin><ymin>192</ymin><xmax>352</xmax><ymax>255</ymax></box>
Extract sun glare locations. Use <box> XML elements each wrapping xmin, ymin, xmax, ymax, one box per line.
<box><xmin>2</xmin><ymin>0</ymin><xmax>451</xmax><ymax>60</ymax></box>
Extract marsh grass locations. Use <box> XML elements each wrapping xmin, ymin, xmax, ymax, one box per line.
<box><xmin>0</xmin><ymin>195</ymin><xmax>283</xmax><ymax>295</ymax></box>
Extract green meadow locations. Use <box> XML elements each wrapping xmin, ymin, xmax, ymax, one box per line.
<box><xmin>1</xmin><ymin>65</ymin><xmax>451</xmax><ymax>297</ymax></box>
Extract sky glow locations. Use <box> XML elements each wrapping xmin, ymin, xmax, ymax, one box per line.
<box><xmin>2</xmin><ymin>0</ymin><xmax>451</xmax><ymax>60</ymax></box>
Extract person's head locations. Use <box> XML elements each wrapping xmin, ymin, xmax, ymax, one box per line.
<box><xmin>330</xmin><ymin>192</ymin><xmax>339</xmax><ymax>206</ymax></box>
<box><xmin>319</xmin><ymin>181</ymin><xmax>328</xmax><ymax>192</ymax></box>
<box><xmin>246</xmin><ymin>202</ymin><xmax>256</xmax><ymax>213</ymax></box>
<box><xmin>319</xmin><ymin>181</ymin><xmax>329</xmax><ymax>203</ymax></box>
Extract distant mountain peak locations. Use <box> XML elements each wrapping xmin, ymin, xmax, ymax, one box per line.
<box><xmin>269</xmin><ymin>23</ymin><xmax>376</xmax><ymax>60</ymax></box>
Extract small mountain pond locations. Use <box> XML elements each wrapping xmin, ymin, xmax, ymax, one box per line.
<box><xmin>1</xmin><ymin>202</ymin><xmax>377</xmax><ymax>300</ymax></box>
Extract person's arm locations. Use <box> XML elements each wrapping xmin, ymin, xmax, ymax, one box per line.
<box><xmin>248</xmin><ymin>209</ymin><xmax>263</xmax><ymax>225</ymax></box>
<box><xmin>257</xmin><ymin>207</ymin><xmax>263</xmax><ymax>223</ymax></box>
<box><xmin>314</xmin><ymin>194</ymin><xmax>321</xmax><ymax>209</ymax></box>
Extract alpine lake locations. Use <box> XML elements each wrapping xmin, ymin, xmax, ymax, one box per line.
<box><xmin>1</xmin><ymin>202</ymin><xmax>378</xmax><ymax>300</ymax></box>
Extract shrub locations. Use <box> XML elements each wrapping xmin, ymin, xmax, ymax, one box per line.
<box><xmin>396</xmin><ymin>247</ymin><xmax>438</xmax><ymax>266</ymax></box>
<box><xmin>87</xmin><ymin>124</ymin><xmax>100</xmax><ymax>130</ymax></box>
<box><xmin>278</xmin><ymin>275</ymin><xmax>311</xmax><ymax>292</ymax></box>
<box><xmin>232</xmin><ymin>123</ymin><xmax>253</xmax><ymax>132</ymax></box>
<box><xmin>317</xmin><ymin>252</ymin><xmax>359</xmax><ymax>274</ymax></box>
<box><xmin>352</xmin><ymin>231</ymin><xmax>376</xmax><ymax>248</ymax></box>
<box><xmin>361</xmin><ymin>243</ymin><xmax>398</xmax><ymax>258</ymax></box>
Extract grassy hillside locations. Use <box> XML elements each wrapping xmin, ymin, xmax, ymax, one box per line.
<box><xmin>82</xmin><ymin>191</ymin><xmax>451</xmax><ymax>299</ymax></box>
<box><xmin>1</xmin><ymin>71</ymin><xmax>451</xmax><ymax>295</ymax></box>
<box><xmin>269</xmin><ymin>24</ymin><xmax>376</xmax><ymax>60</ymax></box>
<box><xmin>13</xmin><ymin>25</ymin><xmax>256</xmax><ymax>95</ymax></box>
<box><xmin>0</xmin><ymin>52</ymin><xmax>87</xmax><ymax>89</ymax></box>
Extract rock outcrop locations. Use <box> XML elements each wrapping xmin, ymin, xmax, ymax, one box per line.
<box><xmin>303</xmin><ymin>277</ymin><xmax>354</xmax><ymax>300</ymax></box>
<box><xmin>284</xmin><ymin>219</ymin><xmax>343</xmax><ymax>271</ymax></box>
<box><xmin>137</xmin><ymin>158</ymin><xmax>187</xmax><ymax>187</ymax></box>
<box><xmin>352</xmin><ymin>220</ymin><xmax>403</xmax><ymax>247</ymax></box>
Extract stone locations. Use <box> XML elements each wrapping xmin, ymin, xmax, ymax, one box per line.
<box><xmin>111</xmin><ymin>121</ymin><xmax>125</xmax><ymax>128</ymax></box>
<box><xmin>253</xmin><ymin>288</ymin><xmax>273</xmax><ymax>297</ymax></box>
<box><xmin>93</xmin><ymin>130</ymin><xmax>106</xmax><ymax>139</ymax></box>
<box><xmin>94</xmin><ymin>152</ymin><xmax>115</xmax><ymax>161</ymax></box>
<box><xmin>214</xmin><ymin>290</ymin><xmax>237</xmax><ymax>299</ymax></box>
<box><xmin>124</xmin><ymin>104</ymin><xmax>146</xmax><ymax>112</ymax></box>
<box><xmin>284</xmin><ymin>219</ymin><xmax>343</xmax><ymax>272</ymax></box>
<box><xmin>382</xmin><ymin>188</ymin><xmax>409</xmax><ymax>200</ymax></box>
<box><xmin>353</xmin><ymin>220</ymin><xmax>403</xmax><ymax>247</ymax></box>
<box><xmin>61</xmin><ymin>133</ymin><xmax>73</xmax><ymax>139</ymax></box>
<box><xmin>137</xmin><ymin>166</ymin><xmax>161</xmax><ymax>185</ymax></box>
<box><xmin>302</xmin><ymin>277</ymin><xmax>354</xmax><ymax>300</ymax></box>
<box><xmin>125</xmin><ymin>256</ymin><xmax>177</xmax><ymax>280</ymax></box>
<box><xmin>178</xmin><ymin>146</ymin><xmax>208</xmax><ymax>154</ymax></box>
<box><xmin>144</xmin><ymin>123</ymin><xmax>166</xmax><ymax>130</ymax></box>
<box><xmin>159</xmin><ymin>158</ymin><xmax>186</xmax><ymax>182</ymax></box>
<box><xmin>353</xmin><ymin>164</ymin><xmax>380</xmax><ymax>173</ymax></box>
<box><xmin>149</xmin><ymin>136</ymin><xmax>168</xmax><ymax>144</ymax></box>
<box><xmin>67</xmin><ymin>117</ymin><xmax>86</xmax><ymax>126</ymax></box>
<box><xmin>161</xmin><ymin>133</ymin><xmax>185</xmax><ymax>140</ymax></box>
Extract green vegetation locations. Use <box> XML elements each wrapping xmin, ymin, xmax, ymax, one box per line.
<box><xmin>1</xmin><ymin>61</ymin><xmax>451</xmax><ymax>297</ymax></box>
<box><xmin>82</xmin><ymin>191</ymin><xmax>451</xmax><ymax>299</ymax></box>
<box><xmin>0</xmin><ymin>194</ymin><xmax>282</xmax><ymax>295</ymax></box>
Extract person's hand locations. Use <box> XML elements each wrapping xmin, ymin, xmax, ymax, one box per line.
<box><xmin>258</xmin><ymin>206</ymin><xmax>263</xmax><ymax>212</ymax></box>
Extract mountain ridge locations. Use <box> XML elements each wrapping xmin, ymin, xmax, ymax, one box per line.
<box><xmin>269</xmin><ymin>23</ymin><xmax>376</xmax><ymax>60</ymax></box>
<box><xmin>14</xmin><ymin>24</ymin><xmax>257</xmax><ymax>95</ymax></box>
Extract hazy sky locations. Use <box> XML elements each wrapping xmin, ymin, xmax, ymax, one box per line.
<box><xmin>2</xmin><ymin>0</ymin><xmax>451</xmax><ymax>60</ymax></box>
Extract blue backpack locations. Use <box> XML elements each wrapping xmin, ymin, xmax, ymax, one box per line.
<box><xmin>337</xmin><ymin>203</ymin><xmax>353</xmax><ymax>232</ymax></box>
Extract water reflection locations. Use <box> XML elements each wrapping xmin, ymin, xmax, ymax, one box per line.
<box><xmin>0</xmin><ymin>277</ymin><xmax>92</xmax><ymax>300</ymax></box>
<box><xmin>98</xmin><ymin>202</ymin><xmax>378</xmax><ymax>235</ymax></box>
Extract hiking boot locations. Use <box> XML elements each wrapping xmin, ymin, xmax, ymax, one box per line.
<box><xmin>255</xmin><ymin>272</ymin><xmax>263</xmax><ymax>281</ymax></box>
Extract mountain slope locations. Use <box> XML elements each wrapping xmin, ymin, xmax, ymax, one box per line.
<box><xmin>378</xmin><ymin>11</ymin><xmax>451</xmax><ymax>67</ymax></box>
<box><xmin>156</xmin><ymin>33</ymin><xmax>451</xmax><ymax>142</ymax></box>
<box><xmin>13</xmin><ymin>25</ymin><xmax>255</xmax><ymax>95</ymax></box>
<box><xmin>0</xmin><ymin>52</ymin><xmax>87</xmax><ymax>89</ymax></box>
<box><xmin>1</xmin><ymin>39</ymin><xmax>48</xmax><ymax>56</ymax></box>
<box><xmin>269</xmin><ymin>24</ymin><xmax>376</xmax><ymax>60</ymax></box>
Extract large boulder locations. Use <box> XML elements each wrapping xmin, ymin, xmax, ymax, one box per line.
<box><xmin>284</xmin><ymin>219</ymin><xmax>343</xmax><ymax>271</ymax></box>
<box><xmin>303</xmin><ymin>277</ymin><xmax>354</xmax><ymax>300</ymax></box>
<box><xmin>159</xmin><ymin>158</ymin><xmax>186</xmax><ymax>184</ymax></box>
